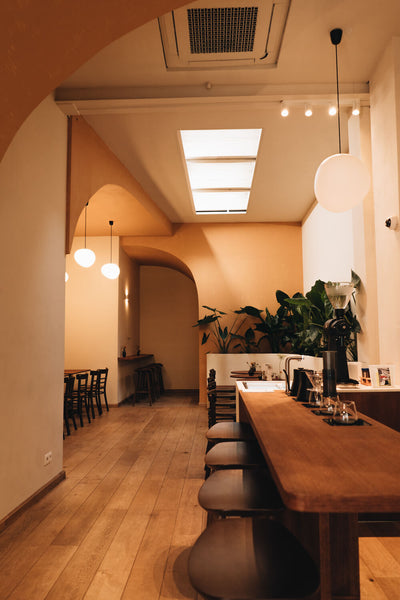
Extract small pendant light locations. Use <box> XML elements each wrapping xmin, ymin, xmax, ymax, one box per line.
<box><xmin>74</xmin><ymin>202</ymin><xmax>96</xmax><ymax>267</ymax></box>
<box><xmin>101</xmin><ymin>220</ymin><xmax>120</xmax><ymax>279</ymax></box>
<box><xmin>314</xmin><ymin>28</ymin><xmax>370</xmax><ymax>212</ymax></box>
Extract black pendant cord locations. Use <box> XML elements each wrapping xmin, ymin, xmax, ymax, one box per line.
<box><xmin>335</xmin><ymin>43</ymin><xmax>342</xmax><ymax>154</ymax></box>
<box><xmin>109</xmin><ymin>220</ymin><xmax>114</xmax><ymax>263</ymax></box>
<box><xmin>84</xmin><ymin>203</ymin><xmax>88</xmax><ymax>249</ymax></box>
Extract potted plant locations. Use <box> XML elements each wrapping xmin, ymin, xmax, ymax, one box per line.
<box><xmin>193</xmin><ymin>306</ymin><xmax>247</xmax><ymax>353</ymax></box>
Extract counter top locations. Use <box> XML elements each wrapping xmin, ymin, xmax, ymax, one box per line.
<box><xmin>118</xmin><ymin>354</ymin><xmax>154</xmax><ymax>362</ymax></box>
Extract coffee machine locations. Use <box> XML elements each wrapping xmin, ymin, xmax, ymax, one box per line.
<box><xmin>324</xmin><ymin>282</ymin><xmax>358</xmax><ymax>385</ymax></box>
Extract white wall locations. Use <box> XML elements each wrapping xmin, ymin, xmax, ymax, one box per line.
<box><xmin>0</xmin><ymin>96</ymin><xmax>67</xmax><ymax>520</ymax></box>
<box><xmin>65</xmin><ymin>236</ymin><xmax>119</xmax><ymax>404</ymax></box>
<box><xmin>302</xmin><ymin>203</ymin><xmax>354</xmax><ymax>292</ymax></box>
<box><xmin>370</xmin><ymin>37</ymin><xmax>400</xmax><ymax>367</ymax></box>
<box><xmin>140</xmin><ymin>266</ymin><xmax>199</xmax><ymax>390</ymax></box>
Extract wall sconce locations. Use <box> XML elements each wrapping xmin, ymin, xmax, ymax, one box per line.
<box><xmin>65</xmin><ymin>272</ymin><xmax>69</xmax><ymax>282</ymax></box>
<box><xmin>328</xmin><ymin>104</ymin><xmax>337</xmax><ymax>116</ymax></box>
<box><xmin>352</xmin><ymin>100</ymin><xmax>360</xmax><ymax>116</ymax></box>
<box><xmin>304</xmin><ymin>104</ymin><xmax>313</xmax><ymax>117</ymax></box>
<box><xmin>101</xmin><ymin>220</ymin><xmax>120</xmax><ymax>279</ymax></box>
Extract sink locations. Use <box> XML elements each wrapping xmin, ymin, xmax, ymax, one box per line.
<box><xmin>240</xmin><ymin>381</ymin><xmax>286</xmax><ymax>392</ymax></box>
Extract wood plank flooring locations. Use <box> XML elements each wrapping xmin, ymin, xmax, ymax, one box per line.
<box><xmin>0</xmin><ymin>395</ymin><xmax>399</xmax><ymax>599</ymax></box>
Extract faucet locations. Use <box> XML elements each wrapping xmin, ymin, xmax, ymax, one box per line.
<box><xmin>283</xmin><ymin>355</ymin><xmax>304</xmax><ymax>395</ymax></box>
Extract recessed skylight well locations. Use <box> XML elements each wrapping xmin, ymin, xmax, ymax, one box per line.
<box><xmin>180</xmin><ymin>129</ymin><xmax>261</xmax><ymax>214</ymax></box>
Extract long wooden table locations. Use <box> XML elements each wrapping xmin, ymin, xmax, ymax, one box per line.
<box><xmin>238</xmin><ymin>389</ymin><xmax>400</xmax><ymax>600</ymax></box>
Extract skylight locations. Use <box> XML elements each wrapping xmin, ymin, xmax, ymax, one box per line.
<box><xmin>180</xmin><ymin>129</ymin><xmax>262</xmax><ymax>214</ymax></box>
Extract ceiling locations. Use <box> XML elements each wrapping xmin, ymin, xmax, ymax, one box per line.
<box><xmin>56</xmin><ymin>0</ymin><xmax>400</xmax><ymax>232</ymax></box>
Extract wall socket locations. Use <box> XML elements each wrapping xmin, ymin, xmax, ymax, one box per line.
<box><xmin>44</xmin><ymin>451</ymin><xmax>52</xmax><ymax>466</ymax></box>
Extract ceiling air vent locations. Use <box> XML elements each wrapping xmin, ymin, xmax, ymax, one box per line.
<box><xmin>158</xmin><ymin>0</ymin><xmax>291</xmax><ymax>70</ymax></box>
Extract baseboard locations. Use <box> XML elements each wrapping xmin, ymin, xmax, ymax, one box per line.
<box><xmin>0</xmin><ymin>470</ymin><xmax>66</xmax><ymax>533</ymax></box>
<box><xmin>164</xmin><ymin>389</ymin><xmax>199</xmax><ymax>397</ymax></box>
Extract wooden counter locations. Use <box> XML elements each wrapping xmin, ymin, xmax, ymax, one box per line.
<box><xmin>238</xmin><ymin>390</ymin><xmax>400</xmax><ymax>600</ymax></box>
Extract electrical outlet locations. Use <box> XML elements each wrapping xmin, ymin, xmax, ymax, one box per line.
<box><xmin>44</xmin><ymin>451</ymin><xmax>52</xmax><ymax>466</ymax></box>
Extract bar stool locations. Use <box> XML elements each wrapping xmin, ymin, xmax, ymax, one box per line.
<box><xmin>153</xmin><ymin>362</ymin><xmax>164</xmax><ymax>394</ymax></box>
<box><xmin>205</xmin><ymin>441</ymin><xmax>265</xmax><ymax>474</ymax></box>
<box><xmin>134</xmin><ymin>367</ymin><xmax>155</xmax><ymax>405</ymax></box>
<box><xmin>188</xmin><ymin>517</ymin><xmax>320</xmax><ymax>600</ymax></box>
<box><xmin>198</xmin><ymin>468</ymin><xmax>283</xmax><ymax>519</ymax></box>
<box><xmin>206</xmin><ymin>421</ymin><xmax>255</xmax><ymax>445</ymax></box>
<box><xmin>205</xmin><ymin>422</ymin><xmax>256</xmax><ymax>478</ymax></box>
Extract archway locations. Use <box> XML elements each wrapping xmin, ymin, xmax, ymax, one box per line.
<box><xmin>0</xmin><ymin>0</ymin><xmax>191</xmax><ymax>160</ymax></box>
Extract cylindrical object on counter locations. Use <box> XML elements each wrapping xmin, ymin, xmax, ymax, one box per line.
<box><xmin>323</xmin><ymin>350</ymin><xmax>337</xmax><ymax>397</ymax></box>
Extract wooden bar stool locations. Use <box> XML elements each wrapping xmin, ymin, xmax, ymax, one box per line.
<box><xmin>205</xmin><ymin>441</ymin><xmax>265</xmax><ymax>473</ymax></box>
<box><xmin>188</xmin><ymin>517</ymin><xmax>319</xmax><ymax>600</ymax></box>
<box><xmin>205</xmin><ymin>422</ymin><xmax>256</xmax><ymax>477</ymax></box>
<box><xmin>198</xmin><ymin>468</ymin><xmax>283</xmax><ymax>518</ymax></box>
<box><xmin>206</xmin><ymin>421</ymin><xmax>255</xmax><ymax>445</ymax></box>
<box><xmin>134</xmin><ymin>367</ymin><xmax>155</xmax><ymax>405</ymax></box>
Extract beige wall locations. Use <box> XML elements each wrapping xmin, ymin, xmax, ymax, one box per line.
<box><xmin>0</xmin><ymin>96</ymin><xmax>67</xmax><ymax>521</ymax></box>
<box><xmin>123</xmin><ymin>222</ymin><xmax>303</xmax><ymax>402</ymax></box>
<box><xmin>370</xmin><ymin>38</ymin><xmax>400</xmax><ymax>366</ymax></box>
<box><xmin>302</xmin><ymin>204</ymin><xmax>354</xmax><ymax>292</ymax></box>
<box><xmin>118</xmin><ymin>249</ymin><xmax>140</xmax><ymax>403</ymax></box>
<box><xmin>140</xmin><ymin>266</ymin><xmax>199</xmax><ymax>390</ymax></box>
<box><xmin>65</xmin><ymin>236</ymin><xmax>120</xmax><ymax>404</ymax></box>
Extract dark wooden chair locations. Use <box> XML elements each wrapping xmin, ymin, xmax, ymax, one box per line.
<box><xmin>207</xmin><ymin>370</ymin><xmax>236</xmax><ymax>427</ymax></box>
<box><xmin>88</xmin><ymin>370</ymin><xmax>101</xmax><ymax>417</ymax></box>
<box><xmin>71</xmin><ymin>372</ymin><xmax>90</xmax><ymax>426</ymax></box>
<box><xmin>64</xmin><ymin>375</ymin><xmax>77</xmax><ymax>436</ymax></box>
<box><xmin>97</xmin><ymin>368</ymin><xmax>109</xmax><ymax>412</ymax></box>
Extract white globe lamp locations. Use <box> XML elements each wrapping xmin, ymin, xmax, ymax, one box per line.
<box><xmin>101</xmin><ymin>263</ymin><xmax>120</xmax><ymax>279</ymax></box>
<box><xmin>315</xmin><ymin>28</ymin><xmax>370</xmax><ymax>213</ymax></box>
<box><xmin>74</xmin><ymin>202</ymin><xmax>96</xmax><ymax>267</ymax></box>
<box><xmin>74</xmin><ymin>247</ymin><xmax>96</xmax><ymax>268</ymax></box>
<box><xmin>314</xmin><ymin>153</ymin><xmax>370</xmax><ymax>212</ymax></box>
<box><xmin>101</xmin><ymin>220</ymin><xmax>120</xmax><ymax>280</ymax></box>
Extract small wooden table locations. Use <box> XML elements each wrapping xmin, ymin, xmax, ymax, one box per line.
<box><xmin>238</xmin><ymin>390</ymin><xmax>400</xmax><ymax>600</ymax></box>
<box><xmin>64</xmin><ymin>369</ymin><xmax>89</xmax><ymax>375</ymax></box>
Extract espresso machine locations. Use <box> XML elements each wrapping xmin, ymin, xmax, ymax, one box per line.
<box><xmin>324</xmin><ymin>282</ymin><xmax>358</xmax><ymax>385</ymax></box>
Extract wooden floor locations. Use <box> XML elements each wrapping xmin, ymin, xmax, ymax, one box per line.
<box><xmin>0</xmin><ymin>395</ymin><xmax>400</xmax><ymax>600</ymax></box>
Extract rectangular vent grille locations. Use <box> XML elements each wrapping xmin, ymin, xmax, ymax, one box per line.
<box><xmin>187</xmin><ymin>7</ymin><xmax>258</xmax><ymax>54</ymax></box>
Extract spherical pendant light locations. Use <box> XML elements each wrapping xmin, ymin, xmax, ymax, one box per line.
<box><xmin>74</xmin><ymin>202</ymin><xmax>96</xmax><ymax>267</ymax></box>
<box><xmin>74</xmin><ymin>247</ymin><xmax>96</xmax><ymax>268</ymax></box>
<box><xmin>314</xmin><ymin>28</ymin><xmax>370</xmax><ymax>213</ymax></box>
<box><xmin>314</xmin><ymin>153</ymin><xmax>370</xmax><ymax>212</ymax></box>
<box><xmin>101</xmin><ymin>262</ymin><xmax>120</xmax><ymax>279</ymax></box>
<box><xmin>101</xmin><ymin>220</ymin><xmax>120</xmax><ymax>280</ymax></box>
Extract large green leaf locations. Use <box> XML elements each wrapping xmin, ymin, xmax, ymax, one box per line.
<box><xmin>234</xmin><ymin>305</ymin><xmax>262</xmax><ymax>319</ymax></box>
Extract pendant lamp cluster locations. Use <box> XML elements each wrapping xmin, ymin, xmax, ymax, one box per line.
<box><xmin>314</xmin><ymin>28</ymin><xmax>370</xmax><ymax>213</ymax></box>
<box><xmin>72</xmin><ymin>203</ymin><xmax>120</xmax><ymax>280</ymax></box>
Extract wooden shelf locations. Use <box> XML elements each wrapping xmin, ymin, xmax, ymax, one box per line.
<box><xmin>118</xmin><ymin>354</ymin><xmax>153</xmax><ymax>362</ymax></box>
